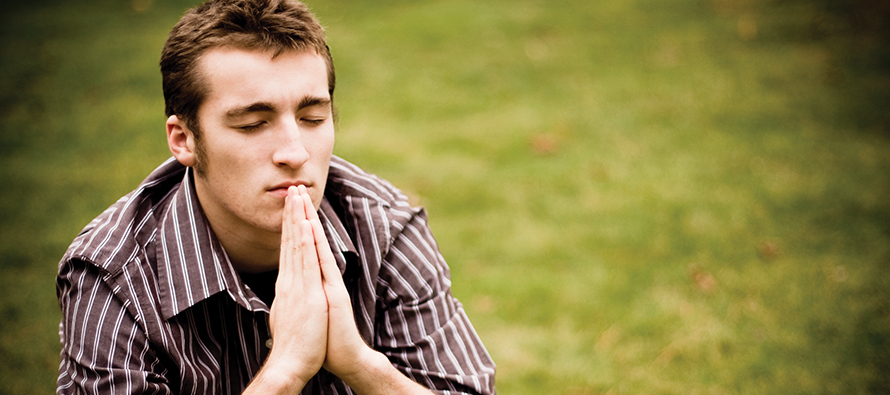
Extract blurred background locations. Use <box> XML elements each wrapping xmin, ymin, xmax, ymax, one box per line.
<box><xmin>2</xmin><ymin>0</ymin><xmax>889</xmax><ymax>393</ymax></box>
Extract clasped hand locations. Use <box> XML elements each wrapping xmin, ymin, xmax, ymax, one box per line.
<box><xmin>265</xmin><ymin>185</ymin><xmax>370</xmax><ymax>386</ymax></box>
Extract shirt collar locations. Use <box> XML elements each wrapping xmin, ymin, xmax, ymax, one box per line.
<box><xmin>319</xmin><ymin>198</ymin><xmax>358</xmax><ymax>276</ymax></box>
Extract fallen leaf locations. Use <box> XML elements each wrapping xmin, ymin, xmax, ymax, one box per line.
<box><xmin>688</xmin><ymin>263</ymin><xmax>717</xmax><ymax>294</ymax></box>
<box><xmin>757</xmin><ymin>239</ymin><xmax>781</xmax><ymax>261</ymax></box>
<box><xmin>529</xmin><ymin>133</ymin><xmax>560</xmax><ymax>155</ymax></box>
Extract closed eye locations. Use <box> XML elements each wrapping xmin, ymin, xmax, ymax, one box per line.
<box><xmin>238</xmin><ymin>121</ymin><xmax>266</xmax><ymax>132</ymax></box>
<box><xmin>301</xmin><ymin>118</ymin><xmax>326</xmax><ymax>126</ymax></box>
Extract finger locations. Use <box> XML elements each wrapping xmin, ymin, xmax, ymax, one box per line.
<box><xmin>295</xmin><ymin>185</ymin><xmax>332</xmax><ymax>262</ymax></box>
<box><xmin>300</xmin><ymin>218</ymin><xmax>324</xmax><ymax>294</ymax></box>
<box><xmin>277</xmin><ymin>186</ymin><xmax>303</xmax><ymax>292</ymax></box>
<box><xmin>297</xmin><ymin>185</ymin><xmax>315</xmax><ymax>221</ymax></box>
<box><xmin>296</xmin><ymin>185</ymin><xmax>332</xmax><ymax>263</ymax></box>
<box><xmin>310</xmin><ymin>211</ymin><xmax>344</xmax><ymax>290</ymax></box>
<box><xmin>295</xmin><ymin>185</ymin><xmax>341</xmax><ymax>288</ymax></box>
<box><xmin>278</xmin><ymin>187</ymin><xmax>290</xmax><ymax>263</ymax></box>
<box><xmin>278</xmin><ymin>187</ymin><xmax>293</xmax><ymax>279</ymax></box>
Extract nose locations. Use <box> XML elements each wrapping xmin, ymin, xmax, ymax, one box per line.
<box><xmin>272</xmin><ymin>119</ymin><xmax>310</xmax><ymax>169</ymax></box>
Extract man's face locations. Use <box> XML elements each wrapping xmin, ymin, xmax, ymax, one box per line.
<box><xmin>189</xmin><ymin>47</ymin><xmax>335</xmax><ymax>235</ymax></box>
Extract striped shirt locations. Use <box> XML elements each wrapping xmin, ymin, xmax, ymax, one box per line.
<box><xmin>56</xmin><ymin>156</ymin><xmax>496</xmax><ymax>394</ymax></box>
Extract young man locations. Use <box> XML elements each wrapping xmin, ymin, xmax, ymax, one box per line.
<box><xmin>55</xmin><ymin>0</ymin><xmax>496</xmax><ymax>393</ymax></box>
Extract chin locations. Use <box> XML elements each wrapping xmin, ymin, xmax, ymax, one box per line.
<box><xmin>249</xmin><ymin>214</ymin><xmax>284</xmax><ymax>235</ymax></box>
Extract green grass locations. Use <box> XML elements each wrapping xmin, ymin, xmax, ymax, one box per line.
<box><xmin>2</xmin><ymin>0</ymin><xmax>889</xmax><ymax>393</ymax></box>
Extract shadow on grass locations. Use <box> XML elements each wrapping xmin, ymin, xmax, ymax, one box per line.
<box><xmin>775</xmin><ymin>2</ymin><xmax>890</xmax><ymax>391</ymax></box>
<box><xmin>770</xmin><ymin>0</ymin><xmax>890</xmax><ymax>136</ymax></box>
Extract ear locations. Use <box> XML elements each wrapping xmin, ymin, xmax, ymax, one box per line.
<box><xmin>166</xmin><ymin>115</ymin><xmax>197</xmax><ymax>167</ymax></box>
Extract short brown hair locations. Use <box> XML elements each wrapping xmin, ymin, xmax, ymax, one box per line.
<box><xmin>160</xmin><ymin>0</ymin><xmax>335</xmax><ymax>137</ymax></box>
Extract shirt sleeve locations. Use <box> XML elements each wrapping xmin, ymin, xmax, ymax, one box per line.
<box><xmin>57</xmin><ymin>258</ymin><xmax>172</xmax><ymax>395</ymax></box>
<box><xmin>374</xmin><ymin>208</ymin><xmax>497</xmax><ymax>395</ymax></box>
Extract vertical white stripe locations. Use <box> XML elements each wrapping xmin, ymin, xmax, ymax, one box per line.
<box><xmin>106</xmin><ymin>299</ymin><xmax>129</xmax><ymax>394</ymax></box>
<box><xmin>183</xmin><ymin>178</ymin><xmax>211</xmax><ymax>300</ymax></box>
<box><xmin>159</xmin><ymin>198</ymin><xmax>179</xmax><ymax>312</ymax></box>
<box><xmin>72</xmin><ymin>268</ymin><xmax>103</xmax><ymax>384</ymax></box>
<box><xmin>347</xmin><ymin>196</ymin><xmax>377</xmax><ymax>328</ymax></box>
<box><xmin>170</xmin><ymin>202</ymin><xmax>195</xmax><ymax>307</ymax></box>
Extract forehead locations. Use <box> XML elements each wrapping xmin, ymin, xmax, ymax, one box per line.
<box><xmin>196</xmin><ymin>47</ymin><xmax>329</xmax><ymax>110</ymax></box>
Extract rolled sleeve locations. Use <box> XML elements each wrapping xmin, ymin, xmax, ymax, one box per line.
<box><xmin>375</xmin><ymin>209</ymin><xmax>496</xmax><ymax>395</ymax></box>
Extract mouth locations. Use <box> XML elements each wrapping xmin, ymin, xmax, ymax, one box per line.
<box><xmin>267</xmin><ymin>181</ymin><xmax>311</xmax><ymax>198</ymax></box>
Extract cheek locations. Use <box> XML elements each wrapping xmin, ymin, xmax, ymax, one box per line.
<box><xmin>214</xmin><ymin>134</ymin><xmax>266</xmax><ymax>162</ymax></box>
<box><xmin>308</xmin><ymin>129</ymin><xmax>336</xmax><ymax>157</ymax></box>
<box><xmin>201</xmin><ymin>138</ymin><xmax>268</xmax><ymax>187</ymax></box>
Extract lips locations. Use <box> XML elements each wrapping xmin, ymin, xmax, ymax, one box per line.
<box><xmin>267</xmin><ymin>181</ymin><xmax>310</xmax><ymax>198</ymax></box>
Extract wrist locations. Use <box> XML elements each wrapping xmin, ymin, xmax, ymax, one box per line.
<box><xmin>245</xmin><ymin>363</ymin><xmax>308</xmax><ymax>394</ymax></box>
<box><xmin>336</xmin><ymin>348</ymin><xmax>391</xmax><ymax>387</ymax></box>
<box><xmin>335</xmin><ymin>349</ymin><xmax>433</xmax><ymax>395</ymax></box>
<box><xmin>249</xmin><ymin>349</ymin><xmax>318</xmax><ymax>393</ymax></box>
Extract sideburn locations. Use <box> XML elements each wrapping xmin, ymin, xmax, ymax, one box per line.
<box><xmin>193</xmin><ymin>136</ymin><xmax>209</xmax><ymax>177</ymax></box>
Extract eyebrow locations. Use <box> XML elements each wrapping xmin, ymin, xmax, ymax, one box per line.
<box><xmin>224</xmin><ymin>96</ymin><xmax>332</xmax><ymax>119</ymax></box>
<box><xmin>225</xmin><ymin>102</ymin><xmax>275</xmax><ymax>119</ymax></box>
<box><xmin>297</xmin><ymin>96</ymin><xmax>332</xmax><ymax>111</ymax></box>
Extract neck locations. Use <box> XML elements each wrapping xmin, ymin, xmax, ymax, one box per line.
<box><xmin>212</xmin><ymin>223</ymin><xmax>281</xmax><ymax>273</ymax></box>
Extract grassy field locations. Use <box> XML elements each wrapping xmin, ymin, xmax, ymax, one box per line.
<box><xmin>2</xmin><ymin>0</ymin><xmax>889</xmax><ymax>393</ymax></box>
